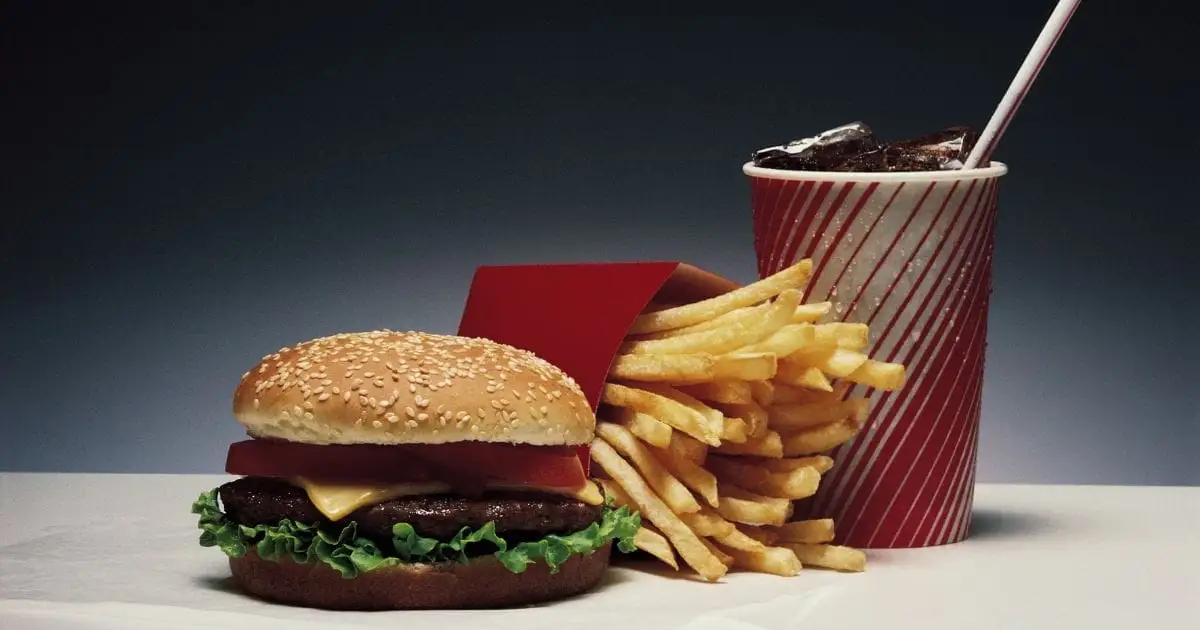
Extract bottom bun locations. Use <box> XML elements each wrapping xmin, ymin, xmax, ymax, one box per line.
<box><xmin>229</xmin><ymin>542</ymin><xmax>613</xmax><ymax>610</ymax></box>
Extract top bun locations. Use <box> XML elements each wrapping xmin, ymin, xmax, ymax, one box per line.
<box><xmin>233</xmin><ymin>331</ymin><xmax>594</xmax><ymax>446</ymax></box>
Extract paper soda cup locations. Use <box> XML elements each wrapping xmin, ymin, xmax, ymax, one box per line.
<box><xmin>745</xmin><ymin>161</ymin><xmax>1008</xmax><ymax>548</ymax></box>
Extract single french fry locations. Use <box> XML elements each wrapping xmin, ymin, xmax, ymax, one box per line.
<box><xmin>781</xmin><ymin>418</ymin><xmax>861</xmax><ymax>456</ymax></box>
<box><xmin>749</xmin><ymin>380</ymin><xmax>775</xmax><ymax>408</ymax></box>
<box><xmin>598</xmin><ymin>478</ymin><xmax>634</xmax><ymax>509</ymax></box>
<box><xmin>813</xmin><ymin>322</ymin><xmax>870</xmax><ymax>351</ymax></box>
<box><xmin>714</xmin><ymin>430</ymin><xmax>783</xmax><ymax>458</ymax></box>
<box><xmin>680</xmin><ymin>506</ymin><xmax>736</xmax><ymax>537</ymax></box>
<box><xmin>719</xmin><ymin>544</ymin><xmax>803</xmax><ymax>577</ymax></box>
<box><xmin>845</xmin><ymin>359</ymin><xmax>907</xmax><ymax>390</ymax></box>
<box><xmin>609</xmin><ymin>352</ymin><xmax>777</xmax><ymax>384</ymax></box>
<box><xmin>621</xmin><ymin>290</ymin><xmax>799</xmax><ymax>356</ymax></box>
<box><xmin>667</xmin><ymin>432</ymin><xmax>708</xmax><ymax>465</ymax></box>
<box><xmin>773</xmin><ymin>519</ymin><xmax>835</xmax><ymax>544</ymax></box>
<box><xmin>613</xmin><ymin>408</ymin><xmax>673</xmax><ymax>448</ymax></box>
<box><xmin>678</xmin><ymin>380</ymin><xmax>754</xmax><ymax>405</ymax></box>
<box><xmin>591</xmin><ymin>440</ymin><xmax>727</xmax><ymax>581</ymax></box>
<box><xmin>597</xmin><ymin>422</ymin><xmax>701</xmax><ymax>515</ymax></box>
<box><xmin>716</xmin><ymin>484</ymin><xmax>793</xmax><ymax>526</ymax></box>
<box><xmin>652</xmin><ymin>444</ymin><xmax>720</xmax><ymax>508</ymax></box>
<box><xmin>720</xmin><ymin>416</ymin><xmax>749</xmax><ymax>443</ymax></box>
<box><xmin>791</xmin><ymin>301</ymin><xmax>832</xmax><ymax>323</ymax></box>
<box><xmin>785</xmin><ymin>544</ymin><xmax>867</xmax><ymax>572</ymax></box>
<box><xmin>603</xmin><ymin>382</ymin><xmax>720</xmax><ymax>446</ymax></box>
<box><xmin>768</xmin><ymin>398</ymin><xmax>869</xmax><ymax>431</ymax></box>
<box><xmin>774</xmin><ymin>363</ymin><xmax>833</xmax><ymax>391</ymax></box>
<box><xmin>708</xmin><ymin>457</ymin><xmax>821</xmax><ymax>500</ymax></box>
<box><xmin>760</xmin><ymin>455</ymin><xmax>835</xmax><ymax>474</ymax></box>
<box><xmin>627</xmin><ymin>260</ymin><xmax>813</xmax><ymax>334</ymax></box>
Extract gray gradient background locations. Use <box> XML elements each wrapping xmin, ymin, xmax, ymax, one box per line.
<box><xmin>2</xmin><ymin>2</ymin><xmax>1196</xmax><ymax>485</ymax></box>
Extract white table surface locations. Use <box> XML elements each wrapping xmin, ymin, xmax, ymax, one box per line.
<box><xmin>0</xmin><ymin>473</ymin><xmax>1194</xmax><ymax>629</ymax></box>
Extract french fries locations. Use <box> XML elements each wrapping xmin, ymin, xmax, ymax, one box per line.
<box><xmin>634</xmin><ymin>526</ymin><xmax>679</xmax><ymax>570</ymax></box>
<box><xmin>774</xmin><ymin>519</ymin><xmax>836</xmax><ymax>544</ymax></box>
<box><xmin>592</xmin><ymin>443</ymin><xmax>727</xmax><ymax>581</ymax></box>
<box><xmin>785</xmin><ymin>544</ymin><xmax>867</xmax><ymax>573</ymax></box>
<box><xmin>593</xmin><ymin>259</ymin><xmax>906</xmax><ymax>580</ymax></box>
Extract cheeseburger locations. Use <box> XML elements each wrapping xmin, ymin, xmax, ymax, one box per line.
<box><xmin>191</xmin><ymin>330</ymin><xmax>639</xmax><ymax>609</ymax></box>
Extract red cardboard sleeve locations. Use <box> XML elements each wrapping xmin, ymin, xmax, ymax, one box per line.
<box><xmin>457</xmin><ymin>262</ymin><xmax>739</xmax><ymax>412</ymax></box>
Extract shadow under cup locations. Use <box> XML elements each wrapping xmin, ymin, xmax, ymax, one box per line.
<box><xmin>744</xmin><ymin>161</ymin><xmax>1008</xmax><ymax>549</ymax></box>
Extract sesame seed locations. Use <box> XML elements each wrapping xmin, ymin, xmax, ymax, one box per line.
<box><xmin>313</xmin><ymin>386</ymin><xmax>324</xmax><ymax>394</ymax></box>
<box><xmin>352</xmin><ymin>378</ymin><xmax>364</xmax><ymax>386</ymax></box>
<box><xmin>322</xmin><ymin>379</ymin><xmax>332</xmax><ymax>386</ymax></box>
<box><xmin>490</xmin><ymin>400</ymin><xmax>504</xmax><ymax>410</ymax></box>
<box><xmin>407</xmin><ymin>420</ymin><xmax>419</xmax><ymax>428</ymax></box>
<box><xmin>318</xmin><ymin>392</ymin><xmax>331</xmax><ymax>401</ymax></box>
<box><xmin>373</xmin><ymin>379</ymin><xmax>384</xmax><ymax>388</ymax></box>
<box><xmin>409</xmin><ymin>384</ymin><xmax>417</xmax><ymax>393</ymax></box>
<box><xmin>303</xmin><ymin>401</ymin><xmax>314</xmax><ymax>410</ymax></box>
<box><xmin>332</xmin><ymin>386</ymin><xmax>341</xmax><ymax>394</ymax></box>
<box><xmin>364</xmin><ymin>371</ymin><xmax>375</xmax><ymax>378</ymax></box>
<box><xmin>417</xmin><ymin>413</ymin><xmax>429</xmax><ymax>421</ymax></box>
<box><xmin>372</xmin><ymin>420</ymin><xmax>384</xmax><ymax>428</ymax></box>
<box><xmin>304</xmin><ymin>412</ymin><xmax>314</xmax><ymax>420</ymax></box>
<box><xmin>343</xmin><ymin>391</ymin><xmax>352</xmax><ymax>402</ymax></box>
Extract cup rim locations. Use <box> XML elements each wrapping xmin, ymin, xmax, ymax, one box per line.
<box><xmin>742</xmin><ymin>161</ymin><xmax>1008</xmax><ymax>182</ymax></box>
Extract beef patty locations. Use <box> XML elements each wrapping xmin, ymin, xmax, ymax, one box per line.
<box><xmin>218</xmin><ymin>477</ymin><xmax>605</xmax><ymax>540</ymax></box>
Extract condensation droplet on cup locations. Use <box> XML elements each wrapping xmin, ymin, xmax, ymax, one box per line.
<box><xmin>910</xmin><ymin>331</ymin><xmax>921</xmax><ymax>343</ymax></box>
<box><xmin>873</xmin><ymin>296</ymin><xmax>882</xmax><ymax>307</ymax></box>
<box><xmin>830</xmin><ymin>286</ymin><xmax>838</xmax><ymax>297</ymax></box>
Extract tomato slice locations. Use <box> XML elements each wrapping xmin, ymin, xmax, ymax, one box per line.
<box><xmin>225</xmin><ymin>440</ymin><xmax>589</xmax><ymax>489</ymax></box>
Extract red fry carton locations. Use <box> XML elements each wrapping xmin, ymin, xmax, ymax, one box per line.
<box><xmin>457</xmin><ymin>262</ymin><xmax>739</xmax><ymax>413</ymax></box>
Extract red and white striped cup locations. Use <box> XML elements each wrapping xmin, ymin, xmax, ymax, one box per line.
<box><xmin>745</xmin><ymin>161</ymin><xmax>1008</xmax><ymax>548</ymax></box>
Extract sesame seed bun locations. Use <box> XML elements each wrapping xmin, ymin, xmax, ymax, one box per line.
<box><xmin>228</xmin><ymin>542</ymin><xmax>613</xmax><ymax>610</ymax></box>
<box><xmin>233</xmin><ymin>331</ymin><xmax>595</xmax><ymax>446</ymax></box>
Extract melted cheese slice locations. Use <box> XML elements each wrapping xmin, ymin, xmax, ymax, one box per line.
<box><xmin>293</xmin><ymin>477</ymin><xmax>604</xmax><ymax>521</ymax></box>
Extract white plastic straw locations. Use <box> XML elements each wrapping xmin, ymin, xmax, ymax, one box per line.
<box><xmin>963</xmin><ymin>0</ymin><xmax>1082</xmax><ymax>169</ymax></box>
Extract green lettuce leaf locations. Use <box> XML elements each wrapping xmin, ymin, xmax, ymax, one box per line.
<box><xmin>191</xmin><ymin>489</ymin><xmax>641</xmax><ymax>579</ymax></box>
